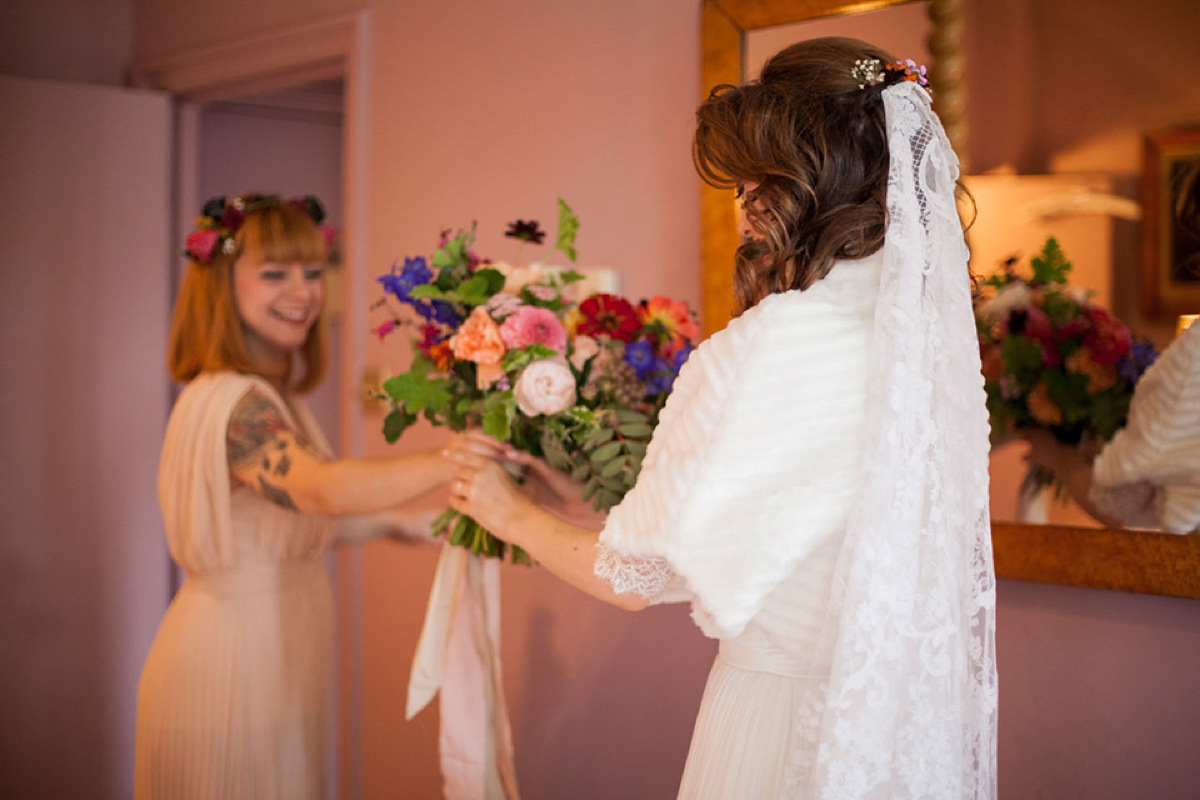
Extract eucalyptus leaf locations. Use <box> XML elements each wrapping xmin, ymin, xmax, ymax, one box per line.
<box><xmin>591</xmin><ymin>441</ymin><xmax>623</xmax><ymax>462</ymax></box>
<box><xmin>600</xmin><ymin>456</ymin><xmax>626</xmax><ymax>478</ymax></box>
<box><xmin>617</xmin><ymin>423</ymin><xmax>653</xmax><ymax>437</ymax></box>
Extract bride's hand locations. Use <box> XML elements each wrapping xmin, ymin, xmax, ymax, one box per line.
<box><xmin>503</xmin><ymin>449</ymin><xmax>605</xmax><ymax>528</ymax></box>
<box><xmin>446</xmin><ymin>449</ymin><xmax>530</xmax><ymax>539</ymax></box>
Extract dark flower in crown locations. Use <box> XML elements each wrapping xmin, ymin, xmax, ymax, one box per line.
<box><xmin>294</xmin><ymin>195</ymin><xmax>326</xmax><ymax>225</ymax></box>
<box><xmin>184</xmin><ymin>192</ymin><xmax>333</xmax><ymax>265</ymax></box>
<box><xmin>505</xmin><ymin>219</ymin><xmax>546</xmax><ymax>244</ymax></box>
<box><xmin>202</xmin><ymin>196</ymin><xmax>227</xmax><ymax>219</ymax></box>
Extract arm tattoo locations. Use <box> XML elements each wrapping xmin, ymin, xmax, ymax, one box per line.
<box><xmin>227</xmin><ymin>387</ymin><xmax>325</xmax><ymax>512</ymax></box>
<box><xmin>227</xmin><ymin>389</ymin><xmax>290</xmax><ymax>467</ymax></box>
<box><xmin>257</xmin><ymin>476</ymin><xmax>299</xmax><ymax>512</ymax></box>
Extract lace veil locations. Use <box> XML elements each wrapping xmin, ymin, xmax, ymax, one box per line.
<box><xmin>784</xmin><ymin>82</ymin><xmax>998</xmax><ymax>798</ymax></box>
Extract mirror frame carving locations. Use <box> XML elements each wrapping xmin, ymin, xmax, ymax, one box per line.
<box><xmin>700</xmin><ymin>0</ymin><xmax>1200</xmax><ymax>600</ymax></box>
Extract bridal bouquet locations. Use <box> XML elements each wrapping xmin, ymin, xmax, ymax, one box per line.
<box><xmin>975</xmin><ymin>237</ymin><xmax>1157</xmax><ymax>489</ymax></box>
<box><xmin>373</xmin><ymin>200</ymin><xmax>700</xmax><ymax>562</ymax></box>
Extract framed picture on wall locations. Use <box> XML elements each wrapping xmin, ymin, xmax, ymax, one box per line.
<box><xmin>1142</xmin><ymin>129</ymin><xmax>1200</xmax><ymax>317</ymax></box>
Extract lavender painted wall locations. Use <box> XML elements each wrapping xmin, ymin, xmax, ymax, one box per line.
<box><xmin>0</xmin><ymin>75</ymin><xmax>172</xmax><ymax>799</ymax></box>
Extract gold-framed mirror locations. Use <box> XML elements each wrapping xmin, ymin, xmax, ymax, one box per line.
<box><xmin>699</xmin><ymin>0</ymin><xmax>1200</xmax><ymax>600</ymax></box>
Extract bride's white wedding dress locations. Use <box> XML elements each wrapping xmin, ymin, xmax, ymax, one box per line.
<box><xmin>595</xmin><ymin>250</ymin><xmax>883</xmax><ymax>798</ymax></box>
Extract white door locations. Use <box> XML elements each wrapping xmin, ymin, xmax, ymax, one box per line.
<box><xmin>0</xmin><ymin>75</ymin><xmax>172</xmax><ymax>799</ymax></box>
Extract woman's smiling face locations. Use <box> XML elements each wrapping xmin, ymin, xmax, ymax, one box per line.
<box><xmin>233</xmin><ymin>250</ymin><xmax>324</xmax><ymax>364</ymax></box>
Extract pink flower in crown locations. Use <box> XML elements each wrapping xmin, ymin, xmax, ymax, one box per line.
<box><xmin>319</xmin><ymin>225</ymin><xmax>337</xmax><ymax>251</ymax></box>
<box><xmin>186</xmin><ymin>229</ymin><xmax>221</xmax><ymax>263</ymax></box>
<box><xmin>499</xmin><ymin>306</ymin><xmax>568</xmax><ymax>354</ymax></box>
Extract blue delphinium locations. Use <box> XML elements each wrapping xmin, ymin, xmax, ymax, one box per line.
<box><xmin>378</xmin><ymin>256</ymin><xmax>433</xmax><ymax>304</ymax></box>
<box><xmin>673</xmin><ymin>343</ymin><xmax>694</xmax><ymax>372</ymax></box>
<box><xmin>1118</xmin><ymin>340</ymin><xmax>1158</xmax><ymax>384</ymax></box>
<box><xmin>624</xmin><ymin>340</ymin><xmax>656</xmax><ymax>380</ymax></box>
<box><xmin>645</xmin><ymin>358</ymin><xmax>678</xmax><ymax>396</ymax></box>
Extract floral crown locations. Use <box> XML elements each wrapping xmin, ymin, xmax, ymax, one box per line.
<box><xmin>850</xmin><ymin>58</ymin><xmax>930</xmax><ymax>93</ymax></box>
<box><xmin>184</xmin><ymin>193</ymin><xmax>336</xmax><ymax>265</ymax></box>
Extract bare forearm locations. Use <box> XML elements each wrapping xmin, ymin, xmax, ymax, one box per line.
<box><xmin>310</xmin><ymin>450</ymin><xmax>452</xmax><ymax>517</ymax></box>
<box><xmin>501</xmin><ymin>501</ymin><xmax>647</xmax><ymax>610</ymax></box>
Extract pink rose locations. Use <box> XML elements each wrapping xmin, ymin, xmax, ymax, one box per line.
<box><xmin>186</xmin><ymin>229</ymin><xmax>220</xmax><ymax>263</ymax></box>
<box><xmin>514</xmin><ymin>357</ymin><xmax>577</xmax><ymax>416</ymax></box>
<box><xmin>499</xmin><ymin>306</ymin><xmax>568</xmax><ymax>354</ymax></box>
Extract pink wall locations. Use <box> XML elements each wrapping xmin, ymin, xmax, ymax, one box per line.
<box><xmin>1</xmin><ymin>0</ymin><xmax>132</xmax><ymax>85</ymax></box>
<box><xmin>127</xmin><ymin>0</ymin><xmax>1200</xmax><ymax>797</ymax></box>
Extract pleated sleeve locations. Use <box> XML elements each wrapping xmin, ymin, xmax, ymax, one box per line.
<box><xmin>157</xmin><ymin>371</ymin><xmax>266</xmax><ymax>573</ymax></box>
<box><xmin>1092</xmin><ymin>324</ymin><xmax>1200</xmax><ymax>534</ymax></box>
<box><xmin>598</xmin><ymin>258</ymin><xmax>879</xmax><ymax>638</ymax></box>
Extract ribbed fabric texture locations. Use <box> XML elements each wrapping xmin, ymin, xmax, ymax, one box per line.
<box><xmin>600</xmin><ymin>252</ymin><xmax>881</xmax><ymax>640</ymax></box>
<box><xmin>1092</xmin><ymin>324</ymin><xmax>1200</xmax><ymax>534</ymax></box>
<box><xmin>135</xmin><ymin>372</ymin><xmax>337</xmax><ymax>800</ymax></box>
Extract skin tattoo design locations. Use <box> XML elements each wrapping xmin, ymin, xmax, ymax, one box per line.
<box><xmin>226</xmin><ymin>388</ymin><xmax>324</xmax><ymax>512</ymax></box>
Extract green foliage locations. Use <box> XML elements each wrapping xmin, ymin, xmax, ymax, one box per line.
<box><xmin>1000</xmin><ymin>335</ymin><xmax>1043</xmax><ymax>380</ymax></box>
<box><xmin>383</xmin><ymin>356</ymin><xmax>451</xmax><ymax>415</ymax></box>
<box><xmin>382</xmin><ymin>407</ymin><xmax>417</xmax><ymax>443</ymax></box>
<box><xmin>431</xmin><ymin>224</ymin><xmax>476</xmax><ymax>270</ymax></box>
<box><xmin>1030</xmin><ymin>236</ymin><xmax>1072</xmax><ymax>285</ymax></box>
<box><xmin>554</xmin><ymin>198</ymin><xmax>580</xmax><ymax>263</ymax></box>
<box><xmin>501</xmin><ymin>344</ymin><xmax>557</xmax><ymax>371</ymax></box>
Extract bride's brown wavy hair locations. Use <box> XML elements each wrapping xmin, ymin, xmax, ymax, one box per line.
<box><xmin>694</xmin><ymin>37</ymin><xmax>896</xmax><ymax>314</ymax></box>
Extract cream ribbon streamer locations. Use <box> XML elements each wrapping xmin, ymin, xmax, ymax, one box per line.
<box><xmin>407</xmin><ymin>543</ymin><xmax>520</xmax><ymax>800</ymax></box>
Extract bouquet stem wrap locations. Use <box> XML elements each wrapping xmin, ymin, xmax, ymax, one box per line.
<box><xmin>407</xmin><ymin>544</ymin><xmax>520</xmax><ymax>800</ymax></box>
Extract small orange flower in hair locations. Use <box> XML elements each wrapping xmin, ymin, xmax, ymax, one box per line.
<box><xmin>851</xmin><ymin>58</ymin><xmax>931</xmax><ymax>95</ymax></box>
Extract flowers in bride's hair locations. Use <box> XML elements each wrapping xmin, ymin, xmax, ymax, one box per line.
<box><xmin>514</xmin><ymin>357</ymin><xmax>577</xmax><ymax>416</ymax></box>
<box><xmin>500</xmin><ymin>306</ymin><xmax>568</xmax><ymax>354</ymax></box>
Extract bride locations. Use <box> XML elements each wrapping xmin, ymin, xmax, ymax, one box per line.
<box><xmin>449</xmin><ymin>37</ymin><xmax>997</xmax><ymax>799</ymax></box>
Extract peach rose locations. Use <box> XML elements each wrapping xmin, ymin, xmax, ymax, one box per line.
<box><xmin>449</xmin><ymin>307</ymin><xmax>507</xmax><ymax>388</ymax></box>
<box><xmin>1027</xmin><ymin>382</ymin><xmax>1063</xmax><ymax>426</ymax></box>
<box><xmin>1066</xmin><ymin>348</ymin><xmax>1117</xmax><ymax>393</ymax></box>
<box><xmin>514</xmin><ymin>357</ymin><xmax>577</xmax><ymax>416</ymax></box>
<box><xmin>569</xmin><ymin>335</ymin><xmax>600</xmax><ymax>370</ymax></box>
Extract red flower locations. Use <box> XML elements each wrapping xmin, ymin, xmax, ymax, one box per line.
<box><xmin>185</xmin><ymin>229</ymin><xmax>220</xmax><ymax>263</ymax></box>
<box><xmin>220</xmin><ymin>207</ymin><xmax>244</xmax><ymax>233</ymax></box>
<box><xmin>576</xmin><ymin>294</ymin><xmax>641</xmax><ymax>343</ymax></box>
<box><xmin>1083</xmin><ymin>306</ymin><xmax>1131</xmax><ymax>366</ymax></box>
<box><xmin>1020</xmin><ymin>306</ymin><xmax>1062</xmax><ymax>366</ymax></box>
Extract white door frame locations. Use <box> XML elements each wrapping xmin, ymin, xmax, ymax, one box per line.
<box><xmin>134</xmin><ymin>13</ymin><xmax>372</xmax><ymax>797</ymax></box>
